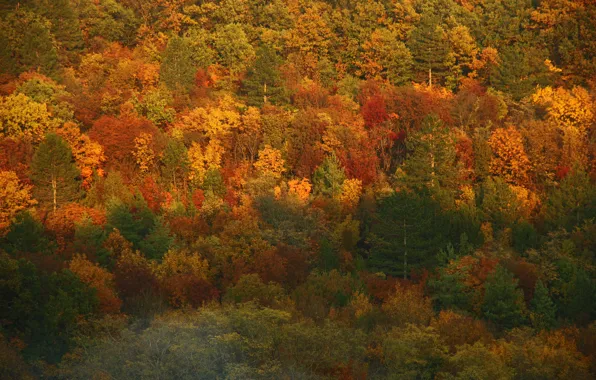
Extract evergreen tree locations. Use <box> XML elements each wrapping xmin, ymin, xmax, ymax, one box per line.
<box><xmin>160</xmin><ymin>36</ymin><xmax>196</xmax><ymax>92</ymax></box>
<box><xmin>368</xmin><ymin>190</ymin><xmax>451</xmax><ymax>278</ymax></box>
<box><xmin>408</xmin><ymin>14</ymin><xmax>451</xmax><ymax>87</ymax></box>
<box><xmin>543</xmin><ymin>169</ymin><xmax>596</xmax><ymax>232</ymax></box>
<box><xmin>428</xmin><ymin>263</ymin><xmax>474</xmax><ymax>313</ymax></box>
<box><xmin>0</xmin><ymin>10</ymin><xmax>59</xmax><ymax>76</ymax></box>
<box><xmin>312</xmin><ymin>154</ymin><xmax>346</xmax><ymax>198</ymax></box>
<box><xmin>107</xmin><ymin>195</ymin><xmax>155</xmax><ymax>250</ymax></box>
<box><xmin>138</xmin><ymin>217</ymin><xmax>172</xmax><ymax>261</ymax></box>
<box><xmin>0</xmin><ymin>253</ymin><xmax>97</xmax><ymax>363</ymax></box>
<box><xmin>482</xmin><ymin>265</ymin><xmax>527</xmax><ymax>329</ymax></box>
<box><xmin>402</xmin><ymin>114</ymin><xmax>460</xmax><ymax>204</ymax></box>
<box><xmin>2</xmin><ymin>212</ymin><xmax>53</xmax><ymax>255</ymax></box>
<box><xmin>33</xmin><ymin>0</ymin><xmax>84</xmax><ymax>65</ymax></box>
<box><xmin>242</xmin><ymin>46</ymin><xmax>287</xmax><ymax>107</ymax></box>
<box><xmin>161</xmin><ymin>138</ymin><xmax>189</xmax><ymax>191</ymax></box>
<box><xmin>491</xmin><ymin>44</ymin><xmax>552</xmax><ymax>100</ymax></box>
<box><xmin>530</xmin><ymin>280</ymin><xmax>557</xmax><ymax>331</ymax></box>
<box><xmin>31</xmin><ymin>133</ymin><xmax>80</xmax><ymax>212</ymax></box>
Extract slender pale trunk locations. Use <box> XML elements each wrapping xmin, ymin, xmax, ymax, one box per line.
<box><xmin>429</xmin><ymin>67</ymin><xmax>432</xmax><ymax>88</ymax></box>
<box><xmin>263</xmin><ymin>82</ymin><xmax>268</xmax><ymax>104</ymax></box>
<box><xmin>52</xmin><ymin>176</ymin><xmax>57</xmax><ymax>213</ymax></box>
<box><xmin>428</xmin><ymin>47</ymin><xmax>433</xmax><ymax>88</ymax></box>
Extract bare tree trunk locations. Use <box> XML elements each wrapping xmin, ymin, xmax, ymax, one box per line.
<box><xmin>52</xmin><ymin>176</ymin><xmax>57</xmax><ymax>213</ymax></box>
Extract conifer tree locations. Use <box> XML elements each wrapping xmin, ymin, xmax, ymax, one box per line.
<box><xmin>530</xmin><ymin>280</ymin><xmax>557</xmax><ymax>330</ymax></box>
<box><xmin>403</xmin><ymin>114</ymin><xmax>459</xmax><ymax>192</ymax></box>
<box><xmin>160</xmin><ymin>36</ymin><xmax>195</xmax><ymax>92</ymax></box>
<box><xmin>482</xmin><ymin>265</ymin><xmax>527</xmax><ymax>329</ymax></box>
<box><xmin>408</xmin><ymin>14</ymin><xmax>451</xmax><ymax>87</ymax></box>
<box><xmin>31</xmin><ymin>133</ymin><xmax>80</xmax><ymax>212</ymax></box>
<box><xmin>242</xmin><ymin>46</ymin><xmax>286</xmax><ymax>107</ymax></box>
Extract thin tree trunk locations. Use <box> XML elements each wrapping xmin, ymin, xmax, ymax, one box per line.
<box><xmin>52</xmin><ymin>177</ymin><xmax>57</xmax><ymax>213</ymax></box>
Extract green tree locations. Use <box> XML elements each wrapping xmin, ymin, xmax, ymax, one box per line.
<box><xmin>161</xmin><ymin>138</ymin><xmax>189</xmax><ymax>191</ymax></box>
<box><xmin>0</xmin><ymin>253</ymin><xmax>97</xmax><ymax>363</ymax></box>
<box><xmin>242</xmin><ymin>46</ymin><xmax>286</xmax><ymax>107</ymax></box>
<box><xmin>31</xmin><ymin>133</ymin><xmax>80</xmax><ymax>212</ymax></box>
<box><xmin>530</xmin><ymin>280</ymin><xmax>557</xmax><ymax>331</ymax></box>
<box><xmin>138</xmin><ymin>217</ymin><xmax>172</xmax><ymax>261</ymax></box>
<box><xmin>2</xmin><ymin>212</ymin><xmax>53</xmax><ymax>255</ymax></box>
<box><xmin>0</xmin><ymin>10</ymin><xmax>59</xmax><ymax>76</ymax></box>
<box><xmin>312</xmin><ymin>154</ymin><xmax>346</xmax><ymax>198</ymax></box>
<box><xmin>368</xmin><ymin>190</ymin><xmax>452</xmax><ymax>278</ymax></box>
<box><xmin>383</xmin><ymin>324</ymin><xmax>448</xmax><ymax>379</ymax></box>
<box><xmin>107</xmin><ymin>196</ymin><xmax>155</xmax><ymax>252</ymax></box>
<box><xmin>160</xmin><ymin>36</ymin><xmax>196</xmax><ymax>92</ymax></box>
<box><xmin>408</xmin><ymin>14</ymin><xmax>451</xmax><ymax>87</ymax></box>
<box><xmin>542</xmin><ymin>169</ymin><xmax>596</xmax><ymax>232</ymax></box>
<box><xmin>34</xmin><ymin>0</ymin><xmax>84</xmax><ymax>65</ymax></box>
<box><xmin>481</xmin><ymin>265</ymin><xmax>527</xmax><ymax>329</ymax></box>
<box><xmin>402</xmin><ymin>114</ymin><xmax>460</xmax><ymax>202</ymax></box>
<box><xmin>491</xmin><ymin>44</ymin><xmax>552</xmax><ymax>100</ymax></box>
<box><xmin>428</xmin><ymin>261</ymin><xmax>474</xmax><ymax>313</ymax></box>
<box><xmin>213</xmin><ymin>23</ymin><xmax>255</xmax><ymax>74</ymax></box>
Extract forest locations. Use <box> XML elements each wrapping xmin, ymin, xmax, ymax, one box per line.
<box><xmin>0</xmin><ymin>0</ymin><xmax>595</xmax><ymax>378</ymax></box>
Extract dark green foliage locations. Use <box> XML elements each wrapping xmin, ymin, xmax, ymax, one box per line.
<box><xmin>542</xmin><ymin>169</ymin><xmax>596</xmax><ymax>233</ymax></box>
<box><xmin>318</xmin><ymin>238</ymin><xmax>340</xmax><ymax>271</ymax></box>
<box><xmin>242</xmin><ymin>46</ymin><xmax>287</xmax><ymax>107</ymax></box>
<box><xmin>402</xmin><ymin>114</ymin><xmax>462</xmax><ymax>207</ymax></box>
<box><xmin>368</xmin><ymin>190</ymin><xmax>452</xmax><ymax>278</ymax></box>
<box><xmin>254</xmin><ymin>195</ymin><xmax>318</xmax><ymax>248</ymax></box>
<box><xmin>428</xmin><ymin>264</ymin><xmax>474</xmax><ymax>313</ymax></box>
<box><xmin>34</xmin><ymin>0</ymin><xmax>84</xmax><ymax>65</ymax></box>
<box><xmin>107</xmin><ymin>196</ymin><xmax>155</xmax><ymax>253</ymax></box>
<box><xmin>408</xmin><ymin>14</ymin><xmax>451</xmax><ymax>87</ymax></box>
<box><xmin>551</xmin><ymin>260</ymin><xmax>596</xmax><ymax>325</ymax></box>
<box><xmin>73</xmin><ymin>217</ymin><xmax>110</xmax><ymax>267</ymax></box>
<box><xmin>481</xmin><ymin>265</ymin><xmax>527</xmax><ymax>329</ymax></box>
<box><xmin>530</xmin><ymin>280</ymin><xmax>557</xmax><ymax>330</ymax></box>
<box><xmin>0</xmin><ymin>254</ymin><xmax>97</xmax><ymax>363</ymax></box>
<box><xmin>490</xmin><ymin>44</ymin><xmax>552</xmax><ymax>100</ymax></box>
<box><xmin>0</xmin><ymin>10</ymin><xmax>59</xmax><ymax>76</ymax></box>
<box><xmin>31</xmin><ymin>133</ymin><xmax>80</xmax><ymax>212</ymax></box>
<box><xmin>138</xmin><ymin>218</ymin><xmax>172</xmax><ymax>261</ymax></box>
<box><xmin>1</xmin><ymin>212</ymin><xmax>53</xmax><ymax>255</ymax></box>
<box><xmin>512</xmin><ymin>221</ymin><xmax>540</xmax><ymax>254</ymax></box>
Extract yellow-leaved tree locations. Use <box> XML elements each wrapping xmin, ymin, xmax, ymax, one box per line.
<box><xmin>488</xmin><ymin>126</ymin><xmax>531</xmax><ymax>187</ymax></box>
<box><xmin>133</xmin><ymin>132</ymin><xmax>155</xmax><ymax>175</ymax></box>
<box><xmin>339</xmin><ymin>178</ymin><xmax>363</xmax><ymax>209</ymax></box>
<box><xmin>0</xmin><ymin>170</ymin><xmax>37</xmax><ymax>232</ymax></box>
<box><xmin>0</xmin><ymin>93</ymin><xmax>59</xmax><ymax>142</ymax></box>
<box><xmin>288</xmin><ymin>178</ymin><xmax>312</xmax><ymax>202</ymax></box>
<box><xmin>254</xmin><ymin>145</ymin><xmax>286</xmax><ymax>178</ymax></box>
<box><xmin>532</xmin><ymin>86</ymin><xmax>593</xmax><ymax>168</ymax></box>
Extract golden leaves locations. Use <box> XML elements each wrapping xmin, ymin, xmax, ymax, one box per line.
<box><xmin>0</xmin><ymin>170</ymin><xmax>36</xmax><ymax>232</ymax></box>
<box><xmin>255</xmin><ymin>145</ymin><xmax>286</xmax><ymax>178</ymax></box>
<box><xmin>488</xmin><ymin>126</ymin><xmax>531</xmax><ymax>187</ymax></box>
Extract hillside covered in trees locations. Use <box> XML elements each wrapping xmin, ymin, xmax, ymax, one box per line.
<box><xmin>1</xmin><ymin>0</ymin><xmax>596</xmax><ymax>378</ymax></box>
